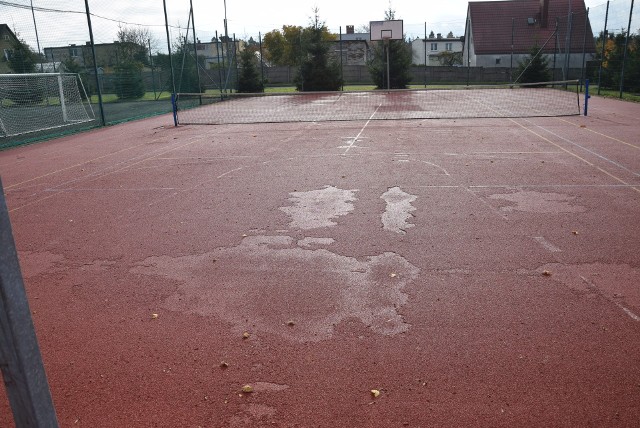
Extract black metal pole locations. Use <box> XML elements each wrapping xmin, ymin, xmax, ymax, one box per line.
<box><xmin>597</xmin><ymin>0</ymin><xmax>610</xmax><ymax>95</ymax></box>
<box><xmin>466</xmin><ymin>16</ymin><xmax>471</xmax><ymax>86</ymax></box>
<box><xmin>149</xmin><ymin>39</ymin><xmax>157</xmax><ymax>100</ymax></box>
<box><xmin>234</xmin><ymin>34</ymin><xmax>239</xmax><ymax>91</ymax></box>
<box><xmin>216</xmin><ymin>31</ymin><xmax>223</xmax><ymax>96</ymax></box>
<box><xmin>424</xmin><ymin>22</ymin><xmax>427</xmax><ymax>88</ymax></box>
<box><xmin>162</xmin><ymin>0</ymin><xmax>177</xmax><ymax>126</ymax></box>
<box><xmin>554</xmin><ymin>18</ymin><xmax>559</xmax><ymax>80</ymax></box>
<box><xmin>580</xmin><ymin>8</ymin><xmax>589</xmax><ymax>92</ymax></box>
<box><xmin>565</xmin><ymin>12</ymin><xmax>574</xmax><ymax>80</ymax></box>
<box><xmin>619</xmin><ymin>0</ymin><xmax>635</xmax><ymax>98</ymax></box>
<box><xmin>30</xmin><ymin>0</ymin><xmax>43</xmax><ymax>72</ymax></box>
<box><xmin>510</xmin><ymin>18</ymin><xmax>514</xmax><ymax>83</ymax></box>
<box><xmin>84</xmin><ymin>0</ymin><xmax>105</xmax><ymax>126</ymax></box>
<box><xmin>190</xmin><ymin>0</ymin><xmax>202</xmax><ymax>98</ymax></box>
<box><xmin>340</xmin><ymin>26</ymin><xmax>344</xmax><ymax>91</ymax></box>
<box><xmin>259</xmin><ymin>32</ymin><xmax>264</xmax><ymax>91</ymax></box>
<box><xmin>0</xmin><ymin>178</ymin><xmax>59</xmax><ymax>428</ymax></box>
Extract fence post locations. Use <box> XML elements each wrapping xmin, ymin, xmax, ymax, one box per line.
<box><xmin>597</xmin><ymin>1</ymin><xmax>610</xmax><ymax>95</ymax></box>
<box><xmin>0</xmin><ymin>178</ymin><xmax>59</xmax><ymax>428</ymax></box>
<box><xmin>189</xmin><ymin>0</ymin><xmax>202</xmax><ymax>103</ymax></box>
<box><xmin>162</xmin><ymin>0</ymin><xmax>177</xmax><ymax>126</ymax></box>
<box><xmin>259</xmin><ymin>32</ymin><xmax>265</xmax><ymax>91</ymax></box>
<box><xmin>584</xmin><ymin>79</ymin><xmax>590</xmax><ymax>116</ymax></box>
<box><xmin>84</xmin><ymin>0</ymin><xmax>105</xmax><ymax>126</ymax></box>
<box><xmin>619</xmin><ymin>0</ymin><xmax>635</xmax><ymax>98</ymax></box>
<box><xmin>580</xmin><ymin>8</ymin><xmax>589</xmax><ymax>93</ymax></box>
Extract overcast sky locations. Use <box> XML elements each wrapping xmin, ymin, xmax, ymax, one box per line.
<box><xmin>1</xmin><ymin>0</ymin><xmax>634</xmax><ymax>53</ymax></box>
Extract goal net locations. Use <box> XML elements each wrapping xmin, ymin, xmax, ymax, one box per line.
<box><xmin>0</xmin><ymin>73</ymin><xmax>95</xmax><ymax>138</ymax></box>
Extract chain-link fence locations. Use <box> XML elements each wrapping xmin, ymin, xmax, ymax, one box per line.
<box><xmin>0</xmin><ymin>0</ymin><xmax>637</xmax><ymax>147</ymax></box>
<box><xmin>588</xmin><ymin>0</ymin><xmax>639</xmax><ymax>95</ymax></box>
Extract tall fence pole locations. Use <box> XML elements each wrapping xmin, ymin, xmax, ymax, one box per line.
<box><xmin>580</xmin><ymin>8</ymin><xmax>590</xmax><ymax>92</ymax></box>
<box><xmin>340</xmin><ymin>27</ymin><xmax>344</xmax><ymax>91</ymax></box>
<box><xmin>597</xmin><ymin>1</ymin><xmax>610</xmax><ymax>95</ymax></box>
<box><xmin>30</xmin><ymin>0</ymin><xmax>43</xmax><ymax>73</ymax></box>
<box><xmin>162</xmin><ymin>0</ymin><xmax>177</xmax><ymax>126</ymax></box>
<box><xmin>619</xmin><ymin>0</ymin><xmax>635</xmax><ymax>98</ymax></box>
<box><xmin>565</xmin><ymin>12</ymin><xmax>574</xmax><ymax>80</ymax></box>
<box><xmin>467</xmin><ymin>18</ymin><xmax>471</xmax><ymax>85</ymax></box>
<box><xmin>259</xmin><ymin>32</ymin><xmax>264</xmax><ymax>91</ymax></box>
<box><xmin>0</xmin><ymin>178</ymin><xmax>59</xmax><ymax>428</ymax></box>
<box><xmin>189</xmin><ymin>0</ymin><xmax>202</xmax><ymax>99</ymax></box>
<box><xmin>424</xmin><ymin>22</ymin><xmax>427</xmax><ymax>88</ymax></box>
<box><xmin>510</xmin><ymin>18</ymin><xmax>515</xmax><ymax>83</ymax></box>
<box><xmin>84</xmin><ymin>0</ymin><xmax>105</xmax><ymax>126</ymax></box>
<box><xmin>553</xmin><ymin>19</ymin><xmax>559</xmax><ymax>80</ymax></box>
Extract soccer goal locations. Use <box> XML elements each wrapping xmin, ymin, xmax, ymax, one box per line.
<box><xmin>0</xmin><ymin>73</ymin><xmax>96</xmax><ymax>138</ymax></box>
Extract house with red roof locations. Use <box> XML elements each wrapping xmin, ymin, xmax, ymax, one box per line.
<box><xmin>463</xmin><ymin>0</ymin><xmax>596</xmax><ymax>76</ymax></box>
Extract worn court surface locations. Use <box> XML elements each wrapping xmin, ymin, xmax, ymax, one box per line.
<box><xmin>0</xmin><ymin>95</ymin><xmax>639</xmax><ymax>427</ymax></box>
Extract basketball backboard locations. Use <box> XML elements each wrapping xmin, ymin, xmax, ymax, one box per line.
<box><xmin>370</xmin><ymin>20</ymin><xmax>403</xmax><ymax>41</ymax></box>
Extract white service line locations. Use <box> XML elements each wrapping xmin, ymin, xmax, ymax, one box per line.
<box><xmin>342</xmin><ymin>104</ymin><xmax>382</xmax><ymax>154</ymax></box>
<box><xmin>523</xmin><ymin>118</ymin><xmax>640</xmax><ymax>177</ymax></box>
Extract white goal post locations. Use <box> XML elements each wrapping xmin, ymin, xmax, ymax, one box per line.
<box><xmin>0</xmin><ymin>73</ymin><xmax>95</xmax><ymax>138</ymax></box>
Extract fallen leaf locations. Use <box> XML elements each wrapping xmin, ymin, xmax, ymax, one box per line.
<box><xmin>572</xmin><ymin>230</ymin><xmax>579</xmax><ymax>235</ymax></box>
<box><xmin>242</xmin><ymin>332</ymin><xmax>250</xmax><ymax>339</ymax></box>
<box><xmin>287</xmin><ymin>320</ymin><xmax>296</xmax><ymax>326</ymax></box>
<box><xmin>151</xmin><ymin>313</ymin><xmax>159</xmax><ymax>319</ymax></box>
<box><xmin>370</xmin><ymin>389</ymin><xmax>380</xmax><ymax>398</ymax></box>
<box><xmin>389</xmin><ymin>273</ymin><xmax>397</xmax><ymax>278</ymax></box>
<box><xmin>241</xmin><ymin>385</ymin><xmax>254</xmax><ymax>393</ymax></box>
<box><xmin>542</xmin><ymin>270</ymin><xmax>552</xmax><ymax>276</ymax></box>
<box><xmin>220</xmin><ymin>362</ymin><xmax>229</xmax><ymax>369</ymax></box>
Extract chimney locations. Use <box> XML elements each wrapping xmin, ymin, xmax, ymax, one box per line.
<box><xmin>346</xmin><ymin>25</ymin><xmax>354</xmax><ymax>34</ymax></box>
<box><xmin>539</xmin><ymin>0</ymin><xmax>549</xmax><ymax>28</ymax></box>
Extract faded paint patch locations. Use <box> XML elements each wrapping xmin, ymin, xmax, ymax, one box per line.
<box><xmin>538</xmin><ymin>262</ymin><xmax>640</xmax><ymax>321</ymax></box>
<box><xmin>297</xmin><ymin>237</ymin><xmax>335</xmax><ymax>248</ymax></box>
<box><xmin>131</xmin><ymin>235</ymin><xmax>419</xmax><ymax>342</ymax></box>
<box><xmin>280</xmin><ymin>186</ymin><xmax>357</xmax><ymax>230</ymax></box>
<box><xmin>18</xmin><ymin>251</ymin><xmax>67</xmax><ymax>278</ymax></box>
<box><xmin>489</xmin><ymin>191</ymin><xmax>586</xmax><ymax>213</ymax></box>
<box><xmin>381</xmin><ymin>187</ymin><xmax>417</xmax><ymax>235</ymax></box>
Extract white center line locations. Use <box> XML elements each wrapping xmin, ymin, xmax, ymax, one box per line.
<box><xmin>342</xmin><ymin>104</ymin><xmax>382</xmax><ymax>154</ymax></box>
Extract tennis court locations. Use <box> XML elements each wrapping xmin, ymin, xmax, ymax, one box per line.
<box><xmin>1</xmin><ymin>90</ymin><xmax>639</xmax><ymax>426</ymax></box>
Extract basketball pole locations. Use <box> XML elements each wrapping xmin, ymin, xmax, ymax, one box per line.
<box><xmin>386</xmin><ymin>39</ymin><xmax>390</xmax><ymax>90</ymax></box>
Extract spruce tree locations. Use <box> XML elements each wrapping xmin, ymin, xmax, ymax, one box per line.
<box><xmin>238</xmin><ymin>49</ymin><xmax>264</xmax><ymax>93</ymax></box>
<box><xmin>515</xmin><ymin>45</ymin><xmax>551</xmax><ymax>84</ymax></box>
<box><xmin>295</xmin><ymin>10</ymin><xmax>342</xmax><ymax>91</ymax></box>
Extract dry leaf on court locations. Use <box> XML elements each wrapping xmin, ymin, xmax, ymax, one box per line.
<box><xmin>370</xmin><ymin>389</ymin><xmax>380</xmax><ymax>398</ymax></box>
<box><xmin>151</xmin><ymin>313</ymin><xmax>159</xmax><ymax>319</ymax></box>
<box><xmin>241</xmin><ymin>385</ymin><xmax>254</xmax><ymax>393</ymax></box>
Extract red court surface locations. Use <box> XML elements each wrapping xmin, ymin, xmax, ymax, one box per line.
<box><xmin>1</xmin><ymin>95</ymin><xmax>639</xmax><ymax>427</ymax></box>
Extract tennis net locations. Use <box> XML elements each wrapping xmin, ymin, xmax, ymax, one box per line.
<box><xmin>175</xmin><ymin>80</ymin><xmax>581</xmax><ymax>125</ymax></box>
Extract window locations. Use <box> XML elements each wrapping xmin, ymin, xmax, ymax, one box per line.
<box><xmin>430</xmin><ymin>43</ymin><xmax>438</xmax><ymax>51</ymax></box>
<box><xmin>495</xmin><ymin>58</ymin><xmax>501</xmax><ymax>65</ymax></box>
<box><xmin>445</xmin><ymin>43</ymin><xmax>453</xmax><ymax>51</ymax></box>
<box><xmin>2</xmin><ymin>35</ymin><xmax>9</xmax><ymax>41</ymax></box>
<box><xmin>3</xmin><ymin>48</ymin><xmax>11</xmax><ymax>61</ymax></box>
<box><xmin>69</xmin><ymin>47</ymin><xmax>79</xmax><ymax>57</ymax></box>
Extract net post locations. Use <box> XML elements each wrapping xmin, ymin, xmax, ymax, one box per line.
<box><xmin>171</xmin><ymin>93</ymin><xmax>178</xmax><ymax>126</ymax></box>
<box><xmin>57</xmin><ymin>74</ymin><xmax>68</xmax><ymax>122</ymax></box>
<box><xmin>584</xmin><ymin>79</ymin><xmax>590</xmax><ymax>116</ymax></box>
